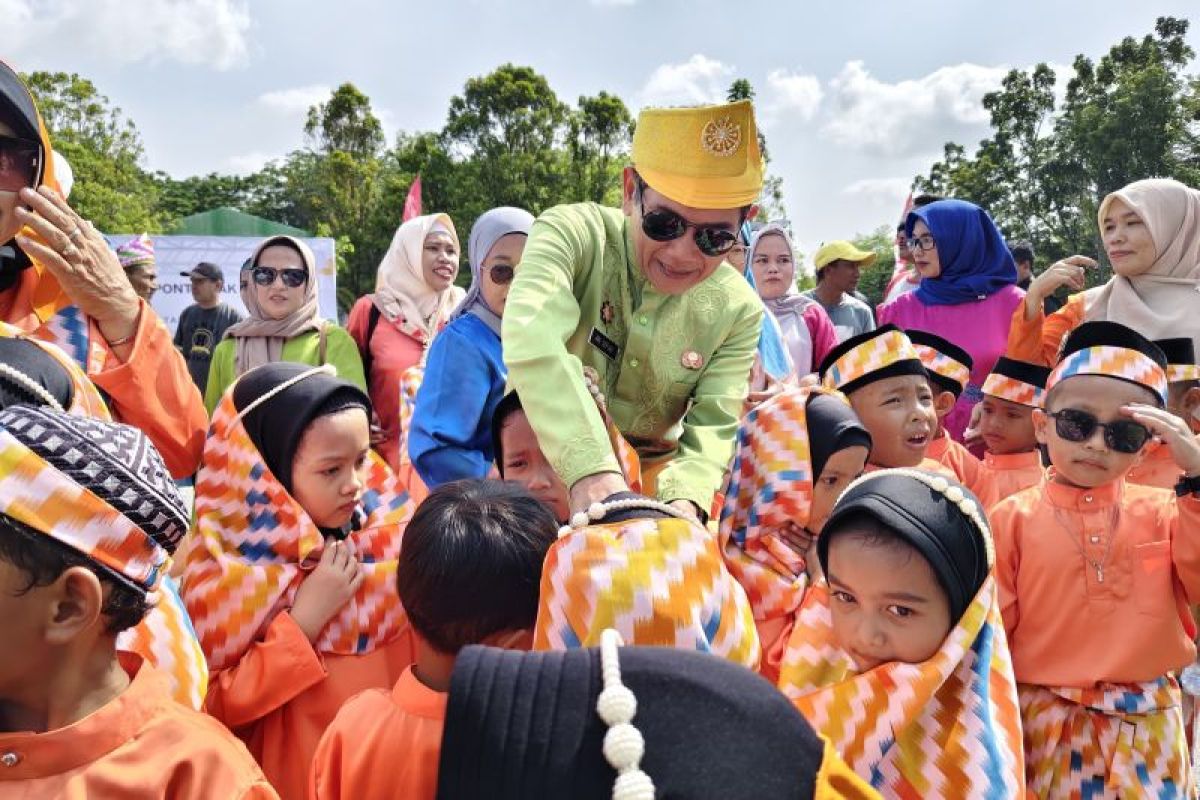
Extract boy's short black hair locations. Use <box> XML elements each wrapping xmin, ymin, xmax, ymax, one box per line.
<box><xmin>397</xmin><ymin>480</ymin><xmax>557</xmax><ymax>655</ymax></box>
<box><xmin>1009</xmin><ymin>240</ymin><xmax>1034</xmax><ymax>265</ymax></box>
<box><xmin>0</xmin><ymin>513</ymin><xmax>149</xmax><ymax>634</ymax></box>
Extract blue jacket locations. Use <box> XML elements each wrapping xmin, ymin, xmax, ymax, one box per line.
<box><xmin>409</xmin><ymin>313</ymin><xmax>507</xmax><ymax>487</ymax></box>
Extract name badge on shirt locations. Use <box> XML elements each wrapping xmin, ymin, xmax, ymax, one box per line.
<box><xmin>589</xmin><ymin>327</ymin><xmax>620</xmax><ymax>361</ymax></box>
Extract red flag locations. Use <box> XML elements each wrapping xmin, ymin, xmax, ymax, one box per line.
<box><xmin>402</xmin><ymin>175</ymin><xmax>422</xmax><ymax>222</ymax></box>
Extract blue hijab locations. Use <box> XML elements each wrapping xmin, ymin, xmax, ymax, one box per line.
<box><xmin>906</xmin><ymin>199</ymin><xmax>1017</xmax><ymax>306</ymax></box>
<box><xmin>740</xmin><ymin>222</ymin><xmax>794</xmax><ymax>381</ymax></box>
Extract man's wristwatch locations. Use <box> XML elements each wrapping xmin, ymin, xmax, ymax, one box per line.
<box><xmin>1175</xmin><ymin>473</ymin><xmax>1200</xmax><ymax>498</ymax></box>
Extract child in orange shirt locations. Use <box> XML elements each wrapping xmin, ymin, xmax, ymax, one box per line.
<box><xmin>817</xmin><ymin>325</ymin><xmax>938</xmax><ymax>470</ymax></box>
<box><xmin>0</xmin><ymin>406</ymin><xmax>275</xmax><ymax>799</ymax></box>
<box><xmin>1128</xmin><ymin>338</ymin><xmax>1200</xmax><ymax>490</ymax></box>
<box><xmin>990</xmin><ymin>321</ymin><xmax>1200</xmax><ymax>796</ymax></box>
<box><xmin>777</xmin><ymin>468</ymin><xmax>1024</xmax><ymax>797</ymax></box>
<box><xmin>181</xmin><ymin>363</ymin><xmax>415</xmax><ymax>800</ymax></box>
<box><xmin>907</xmin><ymin>328</ymin><xmax>993</xmax><ymax>499</ymax></box>
<box><xmin>974</xmin><ymin>356</ymin><xmax>1050</xmax><ymax>509</ymax></box>
<box><xmin>310</xmin><ymin>480</ymin><xmax>558</xmax><ymax>800</ymax></box>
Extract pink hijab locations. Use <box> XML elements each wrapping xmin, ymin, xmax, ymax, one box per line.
<box><xmin>1085</xmin><ymin>178</ymin><xmax>1200</xmax><ymax>356</ymax></box>
<box><xmin>372</xmin><ymin>213</ymin><xmax>466</xmax><ymax>341</ymax></box>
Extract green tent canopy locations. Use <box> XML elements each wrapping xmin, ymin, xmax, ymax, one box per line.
<box><xmin>170</xmin><ymin>207</ymin><xmax>310</xmax><ymax>237</ymax></box>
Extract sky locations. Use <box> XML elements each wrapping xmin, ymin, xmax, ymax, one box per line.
<box><xmin>5</xmin><ymin>0</ymin><xmax>1197</xmax><ymax>269</ymax></box>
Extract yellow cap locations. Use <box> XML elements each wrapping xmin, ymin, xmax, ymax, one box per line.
<box><xmin>814</xmin><ymin>241</ymin><xmax>878</xmax><ymax>271</ymax></box>
<box><xmin>631</xmin><ymin>99</ymin><xmax>764</xmax><ymax>209</ymax></box>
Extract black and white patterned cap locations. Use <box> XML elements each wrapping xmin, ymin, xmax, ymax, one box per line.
<box><xmin>0</xmin><ymin>405</ymin><xmax>189</xmax><ymax>554</ymax></box>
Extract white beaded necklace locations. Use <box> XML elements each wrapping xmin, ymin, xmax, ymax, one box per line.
<box><xmin>562</xmin><ymin>497</ymin><xmax>688</xmax><ymax>538</ymax></box>
<box><xmin>597</xmin><ymin>628</ymin><xmax>655</xmax><ymax>799</ymax></box>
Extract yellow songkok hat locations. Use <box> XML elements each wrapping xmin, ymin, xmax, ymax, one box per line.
<box><xmin>631</xmin><ymin>99</ymin><xmax>764</xmax><ymax>209</ymax></box>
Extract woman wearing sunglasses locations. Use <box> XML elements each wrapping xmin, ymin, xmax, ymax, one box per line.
<box><xmin>0</xmin><ymin>62</ymin><xmax>207</xmax><ymax>479</ymax></box>
<box><xmin>205</xmin><ymin>235</ymin><xmax>365</xmax><ymax>413</ymax></box>
<box><xmin>408</xmin><ymin>206</ymin><xmax>534</xmax><ymax>488</ymax></box>
<box><xmin>878</xmin><ymin>199</ymin><xmax>1024</xmax><ymax>447</ymax></box>
<box><xmin>346</xmin><ymin>214</ymin><xmax>465</xmax><ymax>476</ymax></box>
<box><xmin>502</xmin><ymin>100</ymin><xmax>765</xmax><ymax>524</ymax></box>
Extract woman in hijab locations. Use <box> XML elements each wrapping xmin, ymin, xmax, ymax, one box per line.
<box><xmin>719</xmin><ymin>386</ymin><xmax>871</xmax><ymax>682</ymax></box>
<box><xmin>347</xmin><ymin>214</ymin><xmax>465</xmax><ymax>471</ymax></box>
<box><xmin>205</xmin><ymin>235</ymin><xmax>364</xmax><ymax>413</ymax></box>
<box><xmin>1008</xmin><ymin>177</ymin><xmax>1200</xmax><ymax>366</ymax></box>
<box><xmin>878</xmin><ymin>199</ymin><xmax>1024</xmax><ymax>444</ymax></box>
<box><xmin>745</xmin><ymin>224</ymin><xmax>838</xmax><ymax>379</ymax></box>
<box><xmin>182</xmin><ymin>362</ymin><xmax>413</xmax><ymax>800</ymax></box>
<box><xmin>408</xmin><ymin>207</ymin><xmax>534</xmax><ymax>488</ymax></box>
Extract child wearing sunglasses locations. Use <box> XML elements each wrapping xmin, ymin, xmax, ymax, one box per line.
<box><xmin>206</xmin><ymin>236</ymin><xmax>365</xmax><ymax>413</ymax></box>
<box><xmin>408</xmin><ymin>207</ymin><xmax>534</xmax><ymax>488</ymax></box>
<box><xmin>990</xmin><ymin>321</ymin><xmax>1200</xmax><ymax>796</ymax></box>
<box><xmin>973</xmin><ymin>356</ymin><xmax>1050</xmax><ymax>509</ymax></box>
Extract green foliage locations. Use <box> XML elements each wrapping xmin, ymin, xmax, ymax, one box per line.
<box><xmin>850</xmin><ymin>225</ymin><xmax>899</xmax><ymax>308</ymax></box>
<box><xmin>23</xmin><ymin>71</ymin><xmax>163</xmax><ymax>232</ymax></box>
<box><xmin>918</xmin><ymin>16</ymin><xmax>1198</xmax><ymax>282</ymax></box>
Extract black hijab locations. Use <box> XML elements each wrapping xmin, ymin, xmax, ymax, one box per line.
<box><xmin>0</xmin><ymin>62</ymin><xmax>46</xmax><ymax>293</ymax></box>
<box><xmin>437</xmin><ymin>644</ymin><xmax>830</xmax><ymax>800</ymax></box>
<box><xmin>232</xmin><ymin>363</ymin><xmax>370</xmax><ymax>495</ymax></box>
<box><xmin>817</xmin><ymin>470</ymin><xmax>991</xmax><ymax>622</ymax></box>
<box><xmin>0</xmin><ymin>337</ymin><xmax>74</xmax><ymax>411</ymax></box>
<box><xmin>806</xmin><ymin>392</ymin><xmax>871</xmax><ymax>480</ymax></box>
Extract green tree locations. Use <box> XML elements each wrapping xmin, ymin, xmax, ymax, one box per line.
<box><xmin>567</xmin><ymin>91</ymin><xmax>634</xmax><ymax>205</ymax></box>
<box><xmin>850</xmin><ymin>225</ymin><xmax>899</xmax><ymax>308</ymax></box>
<box><xmin>919</xmin><ymin>17</ymin><xmax>1198</xmax><ymax>278</ymax></box>
<box><xmin>23</xmin><ymin>71</ymin><xmax>163</xmax><ymax>232</ymax></box>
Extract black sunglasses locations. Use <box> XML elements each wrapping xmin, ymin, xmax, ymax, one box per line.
<box><xmin>488</xmin><ymin>263</ymin><xmax>515</xmax><ymax>285</ymax></box>
<box><xmin>251</xmin><ymin>266</ymin><xmax>308</xmax><ymax>288</ymax></box>
<box><xmin>1048</xmin><ymin>408</ymin><xmax>1152</xmax><ymax>454</ymax></box>
<box><xmin>635</xmin><ymin>181</ymin><xmax>739</xmax><ymax>257</ymax></box>
<box><xmin>0</xmin><ymin>134</ymin><xmax>41</xmax><ymax>193</ymax></box>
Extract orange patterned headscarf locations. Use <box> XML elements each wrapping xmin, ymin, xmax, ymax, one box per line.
<box><xmin>180</xmin><ymin>390</ymin><xmax>412</xmax><ymax>671</ymax></box>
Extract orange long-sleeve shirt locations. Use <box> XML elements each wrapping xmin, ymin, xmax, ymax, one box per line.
<box><xmin>204</xmin><ymin>611</ymin><xmax>414</xmax><ymax>800</ymax></box>
<box><xmin>0</xmin><ymin>654</ymin><xmax>276</xmax><ymax>799</ymax></box>
<box><xmin>308</xmin><ymin>666</ymin><xmax>445</xmax><ymax>800</ymax></box>
<box><xmin>1005</xmin><ymin>292</ymin><xmax>1086</xmax><ymax>367</ymax></box>
<box><xmin>926</xmin><ymin>429</ymin><xmax>994</xmax><ymax>502</ymax></box>
<box><xmin>1127</xmin><ymin>442</ymin><xmax>1184</xmax><ymax>492</ymax></box>
<box><xmin>976</xmin><ymin>450</ymin><xmax>1044</xmax><ymax>510</ymax></box>
<box><xmin>991</xmin><ymin>477</ymin><xmax>1200</xmax><ymax>687</ymax></box>
<box><xmin>27</xmin><ymin>300</ymin><xmax>207</xmax><ymax>479</ymax></box>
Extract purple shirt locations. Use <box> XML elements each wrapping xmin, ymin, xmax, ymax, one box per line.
<box><xmin>878</xmin><ymin>284</ymin><xmax>1025</xmax><ymax>443</ymax></box>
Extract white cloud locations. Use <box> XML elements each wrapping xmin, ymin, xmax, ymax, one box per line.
<box><xmin>226</xmin><ymin>151</ymin><xmax>275</xmax><ymax>175</ymax></box>
<box><xmin>258</xmin><ymin>84</ymin><xmax>332</xmax><ymax>115</ymax></box>
<box><xmin>821</xmin><ymin>60</ymin><xmax>1010</xmax><ymax>158</ymax></box>
<box><xmin>5</xmin><ymin>0</ymin><xmax>251</xmax><ymax>71</ymax></box>
<box><xmin>842</xmin><ymin>177</ymin><xmax>913</xmax><ymax>203</ymax></box>
<box><xmin>762</xmin><ymin>68</ymin><xmax>823</xmax><ymax>123</ymax></box>
<box><xmin>638</xmin><ymin>54</ymin><xmax>734</xmax><ymax>107</ymax></box>
<box><xmin>590</xmin><ymin>0</ymin><xmax>636</xmax><ymax>5</ymax></box>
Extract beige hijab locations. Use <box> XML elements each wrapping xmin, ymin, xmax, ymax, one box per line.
<box><xmin>1084</xmin><ymin>178</ymin><xmax>1200</xmax><ymax>355</ymax></box>
<box><xmin>224</xmin><ymin>235</ymin><xmax>322</xmax><ymax>376</ymax></box>
<box><xmin>372</xmin><ymin>213</ymin><xmax>466</xmax><ymax>340</ymax></box>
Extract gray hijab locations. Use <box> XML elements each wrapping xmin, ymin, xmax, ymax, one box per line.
<box><xmin>450</xmin><ymin>206</ymin><xmax>535</xmax><ymax>335</ymax></box>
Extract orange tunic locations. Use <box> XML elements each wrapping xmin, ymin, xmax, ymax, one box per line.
<box><xmin>204</xmin><ymin>612</ymin><xmax>414</xmax><ymax>800</ymax></box>
<box><xmin>1005</xmin><ymin>292</ymin><xmax>1086</xmax><ymax>367</ymax></box>
<box><xmin>976</xmin><ymin>449</ymin><xmax>1044</xmax><ymax>510</ymax></box>
<box><xmin>0</xmin><ymin>654</ymin><xmax>276</xmax><ymax>799</ymax></box>
<box><xmin>308</xmin><ymin>666</ymin><xmax>445</xmax><ymax>800</ymax></box>
<box><xmin>1127</xmin><ymin>442</ymin><xmax>1183</xmax><ymax>491</ymax></box>
<box><xmin>925</xmin><ymin>429</ymin><xmax>994</xmax><ymax>501</ymax></box>
<box><xmin>991</xmin><ymin>478</ymin><xmax>1200</xmax><ymax>687</ymax></box>
<box><xmin>29</xmin><ymin>300</ymin><xmax>207</xmax><ymax>479</ymax></box>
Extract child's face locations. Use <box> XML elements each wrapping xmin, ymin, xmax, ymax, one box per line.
<box><xmin>808</xmin><ymin>446</ymin><xmax>870</xmax><ymax>533</ymax></box>
<box><xmin>848</xmin><ymin>375</ymin><xmax>936</xmax><ymax>468</ymax></box>
<box><xmin>979</xmin><ymin>395</ymin><xmax>1038</xmax><ymax>455</ymax></box>
<box><xmin>499</xmin><ymin>409</ymin><xmax>571</xmax><ymax>523</ymax></box>
<box><xmin>1034</xmin><ymin>375</ymin><xmax>1154</xmax><ymax>489</ymax></box>
<box><xmin>291</xmin><ymin>408</ymin><xmax>371</xmax><ymax>529</ymax></box>
<box><xmin>826</xmin><ymin>532</ymin><xmax>952</xmax><ymax>672</ymax></box>
<box><xmin>0</xmin><ymin>558</ymin><xmax>48</xmax><ymax>700</ymax></box>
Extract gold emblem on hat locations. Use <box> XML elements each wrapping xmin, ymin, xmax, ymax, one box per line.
<box><xmin>681</xmin><ymin>350</ymin><xmax>704</xmax><ymax>370</ymax></box>
<box><xmin>700</xmin><ymin>116</ymin><xmax>742</xmax><ymax>157</ymax></box>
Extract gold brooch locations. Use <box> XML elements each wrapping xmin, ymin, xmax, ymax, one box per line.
<box><xmin>681</xmin><ymin>350</ymin><xmax>704</xmax><ymax>370</ymax></box>
<box><xmin>700</xmin><ymin>116</ymin><xmax>742</xmax><ymax>157</ymax></box>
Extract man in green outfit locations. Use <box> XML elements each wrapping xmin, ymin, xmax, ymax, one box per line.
<box><xmin>502</xmin><ymin>100</ymin><xmax>765</xmax><ymax>522</ymax></box>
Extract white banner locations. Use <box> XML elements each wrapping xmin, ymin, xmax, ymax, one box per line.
<box><xmin>105</xmin><ymin>234</ymin><xmax>339</xmax><ymax>334</ymax></box>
